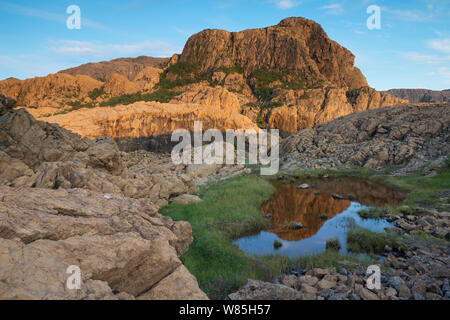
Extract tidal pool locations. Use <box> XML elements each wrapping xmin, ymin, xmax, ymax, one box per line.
<box><xmin>233</xmin><ymin>178</ymin><xmax>405</xmax><ymax>258</ymax></box>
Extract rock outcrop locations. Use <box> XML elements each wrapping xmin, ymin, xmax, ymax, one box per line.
<box><xmin>40</xmin><ymin>87</ymin><xmax>257</xmax><ymax>142</ymax></box>
<box><xmin>0</xmin><ymin>185</ymin><xmax>208</xmax><ymax>300</ymax></box>
<box><xmin>281</xmin><ymin>103</ymin><xmax>450</xmax><ymax>171</ymax></box>
<box><xmin>0</xmin><ymin>73</ymin><xmax>103</xmax><ymax>108</ymax></box>
<box><xmin>0</xmin><ymin>96</ymin><xmax>211</xmax><ymax>300</ymax></box>
<box><xmin>59</xmin><ymin>56</ymin><xmax>169</xmax><ymax>81</ymax></box>
<box><xmin>268</xmin><ymin>87</ymin><xmax>407</xmax><ymax>133</ymax></box>
<box><xmin>386</xmin><ymin>89</ymin><xmax>450</xmax><ymax>103</ymax></box>
<box><xmin>133</xmin><ymin>66</ymin><xmax>164</xmax><ymax>91</ymax></box>
<box><xmin>180</xmin><ymin>17</ymin><xmax>368</xmax><ymax>89</ymax></box>
<box><xmin>103</xmin><ymin>73</ymin><xmax>140</xmax><ymax>97</ymax></box>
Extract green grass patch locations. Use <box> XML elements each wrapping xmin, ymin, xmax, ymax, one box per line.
<box><xmin>326</xmin><ymin>238</ymin><xmax>341</xmax><ymax>251</ymax></box>
<box><xmin>260</xmin><ymin>250</ymin><xmax>378</xmax><ymax>272</ymax></box>
<box><xmin>217</xmin><ymin>65</ymin><xmax>244</xmax><ymax>75</ymax></box>
<box><xmin>88</xmin><ymin>86</ymin><xmax>105</xmax><ymax>100</ymax></box>
<box><xmin>160</xmin><ymin>175</ymin><xmax>276</xmax><ymax>299</ymax></box>
<box><xmin>53</xmin><ymin>101</ymin><xmax>96</xmax><ymax>115</ymax></box>
<box><xmin>371</xmin><ymin>163</ymin><xmax>450</xmax><ymax>207</ymax></box>
<box><xmin>347</xmin><ymin>227</ymin><xmax>407</xmax><ymax>254</ymax></box>
<box><xmin>100</xmin><ymin>89</ymin><xmax>181</xmax><ymax>107</ymax></box>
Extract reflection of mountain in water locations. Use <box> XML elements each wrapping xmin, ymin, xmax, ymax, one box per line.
<box><xmin>309</xmin><ymin>178</ymin><xmax>405</xmax><ymax>207</ymax></box>
<box><xmin>262</xmin><ymin>178</ymin><xmax>404</xmax><ymax>241</ymax></box>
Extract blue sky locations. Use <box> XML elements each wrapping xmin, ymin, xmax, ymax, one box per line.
<box><xmin>0</xmin><ymin>0</ymin><xmax>449</xmax><ymax>90</ymax></box>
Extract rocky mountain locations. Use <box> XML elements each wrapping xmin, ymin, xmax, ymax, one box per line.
<box><xmin>180</xmin><ymin>17</ymin><xmax>367</xmax><ymax>89</ymax></box>
<box><xmin>281</xmin><ymin>103</ymin><xmax>450</xmax><ymax>172</ymax></box>
<box><xmin>59</xmin><ymin>56</ymin><xmax>169</xmax><ymax>81</ymax></box>
<box><xmin>0</xmin><ymin>17</ymin><xmax>407</xmax><ymax>144</ymax></box>
<box><xmin>385</xmin><ymin>89</ymin><xmax>450</xmax><ymax>103</ymax></box>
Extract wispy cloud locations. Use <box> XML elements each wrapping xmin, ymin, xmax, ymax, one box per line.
<box><xmin>49</xmin><ymin>40</ymin><xmax>181</xmax><ymax>58</ymax></box>
<box><xmin>320</xmin><ymin>3</ymin><xmax>345</xmax><ymax>15</ymax></box>
<box><xmin>437</xmin><ymin>66</ymin><xmax>450</xmax><ymax>79</ymax></box>
<box><xmin>270</xmin><ymin>0</ymin><xmax>300</xmax><ymax>10</ymax></box>
<box><xmin>428</xmin><ymin>38</ymin><xmax>450</xmax><ymax>55</ymax></box>
<box><xmin>383</xmin><ymin>7</ymin><xmax>434</xmax><ymax>22</ymax></box>
<box><xmin>0</xmin><ymin>1</ymin><xmax>109</xmax><ymax>30</ymax></box>
<box><xmin>401</xmin><ymin>52</ymin><xmax>450</xmax><ymax>65</ymax></box>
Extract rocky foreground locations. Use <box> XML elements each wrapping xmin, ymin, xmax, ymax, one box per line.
<box><xmin>0</xmin><ymin>94</ymin><xmax>257</xmax><ymax>300</ymax></box>
<box><xmin>281</xmin><ymin>103</ymin><xmax>450</xmax><ymax>172</ymax></box>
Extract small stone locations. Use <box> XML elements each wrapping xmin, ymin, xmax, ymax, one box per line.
<box><xmin>299</xmin><ymin>275</ymin><xmax>319</xmax><ymax>287</ymax></box>
<box><xmin>313</xmin><ymin>268</ymin><xmax>330</xmax><ymax>279</ymax></box>
<box><xmin>301</xmin><ymin>284</ymin><xmax>318</xmax><ymax>295</ymax></box>
<box><xmin>317</xmin><ymin>278</ymin><xmax>337</xmax><ymax>290</ymax></box>
<box><xmin>398</xmin><ymin>284</ymin><xmax>412</xmax><ymax>299</ymax></box>
<box><xmin>413</xmin><ymin>293</ymin><xmax>424</xmax><ymax>300</ymax></box>
<box><xmin>291</xmin><ymin>222</ymin><xmax>304</xmax><ymax>230</ymax></box>
<box><xmin>297</xmin><ymin>184</ymin><xmax>310</xmax><ymax>189</ymax></box>
<box><xmin>348</xmin><ymin>293</ymin><xmax>361</xmax><ymax>300</ymax></box>
<box><xmin>385</xmin><ymin>287</ymin><xmax>397</xmax><ymax>297</ymax></box>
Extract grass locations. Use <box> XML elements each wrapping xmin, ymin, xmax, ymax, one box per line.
<box><xmin>160</xmin><ymin>175</ymin><xmax>276</xmax><ymax>299</ymax></box>
<box><xmin>217</xmin><ymin>65</ymin><xmax>244</xmax><ymax>75</ymax></box>
<box><xmin>347</xmin><ymin>227</ymin><xmax>407</xmax><ymax>255</ymax></box>
<box><xmin>273</xmin><ymin>240</ymin><xmax>283</xmax><ymax>249</ymax></box>
<box><xmin>358</xmin><ymin>205</ymin><xmax>416</xmax><ymax>220</ymax></box>
<box><xmin>88</xmin><ymin>86</ymin><xmax>105</xmax><ymax>100</ymax></box>
<box><xmin>319</xmin><ymin>213</ymin><xmax>329</xmax><ymax>220</ymax></box>
<box><xmin>326</xmin><ymin>238</ymin><xmax>341</xmax><ymax>251</ymax></box>
<box><xmin>99</xmin><ymin>89</ymin><xmax>181</xmax><ymax>107</ymax></box>
<box><xmin>53</xmin><ymin>101</ymin><xmax>96</xmax><ymax>115</ymax></box>
<box><xmin>260</xmin><ymin>250</ymin><xmax>378</xmax><ymax>273</ymax></box>
<box><xmin>374</xmin><ymin>163</ymin><xmax>450</xmax><ymax>207</ymax></box>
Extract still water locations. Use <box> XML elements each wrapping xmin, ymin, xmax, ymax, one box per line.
<box><xmin>233</xmin><ymin>178</ymin><xmax>405</xmax><ymax>257</ymax></box>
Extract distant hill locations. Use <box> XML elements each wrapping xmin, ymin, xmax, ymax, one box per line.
<box><xmin>385</xmin><ymin>89</ymin><xmax>450</xmax><ymax>103</ymax></box>
<box><xmin>59</xmin><ymin>56</ymin><xmax>170</xmax><ymax>81</ymax></box>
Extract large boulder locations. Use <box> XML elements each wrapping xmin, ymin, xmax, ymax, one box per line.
<box><xmin>281</xmin><ymin>103</ymin><xmax>450</xmax><ymax>171</ymax></box>
<box><xmin>0</xmin><ymin>186</ymin><xmax>206</xmax><ymax>300</ymax></box>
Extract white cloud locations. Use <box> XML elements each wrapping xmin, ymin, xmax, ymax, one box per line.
<box><xmin>383</xmin><ymin>7</ymin><xmax>434</xmax><ymax>22</ymax></box>
<box><xmin>438</xmin><ymin>67</ymin><xmax>450</xmax><ymax>79</ymax></box>
<box><xmin>401</xmin><ymin>52</ymin><xmax>450</xmax><ymax>65</ymax></box>
<box><xmin>428</xmin><ymin>38</ymin><xmax>450</xmax><ymax>54</ymax></box>
<box><xmin>320</xmin><ymin>3</ymin><xmax>345</xmax><ymax>15</ymax></box>
<box><xmin>271</xmin><ymin>0</ymin><xmax>300</xmax><ymax>10</ymax></box>
<box><xmin>49</xmin><ymin>40</ymin><xmax>181</xmax><ymax>59</ymax></box>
